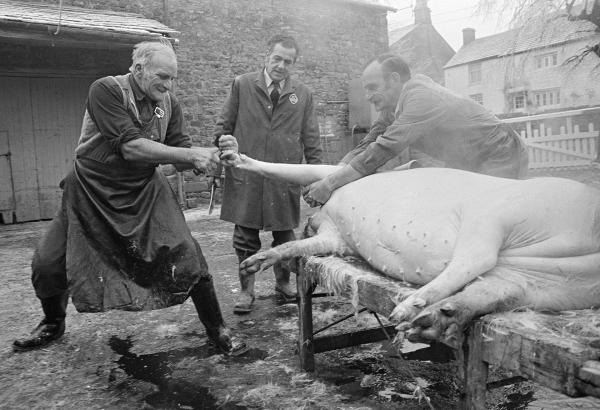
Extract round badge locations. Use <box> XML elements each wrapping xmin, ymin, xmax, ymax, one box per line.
<box><xmin>289</xmin><ymin>94</ymin><xmax>298</xmax><ymax>104</ymax></box>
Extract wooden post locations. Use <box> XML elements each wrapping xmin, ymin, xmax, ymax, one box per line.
<box><xmin>297</xmin><ymin>257</ymin><xmax>315</xmax><ymax>371</ymax></box>
<box><xmin>460</xmin><ymin>322</ymin><xmax>488</xmax><ymax>410</ymax></box>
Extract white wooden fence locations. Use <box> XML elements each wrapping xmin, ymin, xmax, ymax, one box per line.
<box><xmin>503</xmin><ymin>108</ymin><xmax>599</xmax><ymax>169</ymax></box>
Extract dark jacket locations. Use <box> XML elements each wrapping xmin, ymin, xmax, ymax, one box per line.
<box><xmin>214</xmin><ymin>70</ymin><xmax>322</xmax><ymax>230</ymax></box>
<box><xmin>347</xmin><ymin>75</ymin><xmax>528</xmax><ymax>179</ymax></box>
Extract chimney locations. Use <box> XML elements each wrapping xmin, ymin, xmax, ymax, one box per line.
<box><xmin>414</xmin><ymin>0</ymin><xmax>431</xmax><ymax>25</ymax></box>
<box><xmin>462</xmin><ymin>28</ymin><xmax>476</xmax><ymax>46</ymax></box>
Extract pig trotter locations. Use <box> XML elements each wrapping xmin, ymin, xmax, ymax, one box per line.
<box><xmin>240</xmin><ymin>249</ymin><xmax>282</xmax><ymax>275</ymax></box>
<box><xmin>406</xmin><ymin>300</ymin><xmax>465</xmax><ymax>347</ymax></box>
<box><xmin>389</xmin><ymin>295</ymin><xmax>427</xmax><ymax>322</ymax></box>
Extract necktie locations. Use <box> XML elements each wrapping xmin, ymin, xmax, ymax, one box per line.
<box><xmin>270</xmin><ymin>82</ymin><xmax>280</xmax><ymax>110</ymax></box>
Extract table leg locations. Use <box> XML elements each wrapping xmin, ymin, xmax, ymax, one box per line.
<box><xmin>297</xmin><ymin>257</ymin><xmax>316</xmax><ymax>371</ymax></box>
<box><xmin>460</xmin><ymin>322</ymin><xmax>489</xmax><ymax>410</ymax></box>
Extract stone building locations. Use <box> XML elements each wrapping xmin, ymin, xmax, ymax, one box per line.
<box><xmin>0</xmin><ymin>0</ymin><xmax>392</xmax><ymax>222</ymax></box>
<box><xmin>388</xmin><ymin>0</ymin><xmax>454</xmax><ymax>85</ymax></box>
<box><xmin>444</xmin><ymin>16</ymin><xmax>600</xmax><ymax>116</ymax></box>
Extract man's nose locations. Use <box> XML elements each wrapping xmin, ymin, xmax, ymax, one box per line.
<box><xmin>164</xmin><ymin>78</ymin><xmax>173</xmax><ymax>90</ymax></box>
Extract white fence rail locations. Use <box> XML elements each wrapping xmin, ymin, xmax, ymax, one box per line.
<box><xmin>503</xmin><ymin>108</ymin><xmax>599</xmax><ymax>169</ymax></box>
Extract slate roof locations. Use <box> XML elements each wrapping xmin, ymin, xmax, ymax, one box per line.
<box><xmin>445</xmin><ymin>17</ymin><xmax>598</xmax><ymax>68</ymax></box>
<box><xmin>0</xmin><ymin>0</ymin><xmax>178</xmax><ymax>38</ymax></box>
<box><xmin>389</xmin><ymin>24</ymin><xmax>416</xmax><ymax>45</ymax></box>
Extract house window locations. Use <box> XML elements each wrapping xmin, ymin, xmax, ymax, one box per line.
<box><xmin>535</xmin><ymin>52</ymin><xmax>558</xmax><ymax>69</ymax></box>
<box><xmin>534</xmin><ymin>89</ymin><xmax>560</xmax><ymax>107</ymax></box>
<box><xmin>468</xmin><ymin>63</ymin><xmax>482</xmax><ymax>85</ymax></box>
<box><xmin>470</xmin><ymin>93</ymin><xmax>483</xmax><ymax>105</ymax></box>
<box><xmin>513</xmin><ymin>94</ymin><xmax>525</xmax><ymax>110</ymax></box>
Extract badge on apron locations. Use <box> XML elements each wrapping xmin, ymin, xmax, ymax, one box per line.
<box><xmin>289</xmin><ymin>94</ymin><xmax>298</xmax><ymax>104</ymax></box>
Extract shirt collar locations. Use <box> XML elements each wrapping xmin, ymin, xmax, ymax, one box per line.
<box><xmin>264</xmin><ymin>68</ymin><xmax>285</xmax><ymax>90</ymax></box>
<box><xmin>128</xmin><ymin>74</ymin><xmax>149</xmax><ymax>102</ymax></box>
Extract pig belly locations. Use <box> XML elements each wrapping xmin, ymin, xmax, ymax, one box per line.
<box><xmin>323</xmin><ymin>181</ymin><xmax>468</xmax><ymax>284</ymax></box>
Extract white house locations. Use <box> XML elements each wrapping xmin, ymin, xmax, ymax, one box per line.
<box><xmin>444</xmin><ymin>17</ymin><xmax>600</xmax><ymax>117</ymax></box>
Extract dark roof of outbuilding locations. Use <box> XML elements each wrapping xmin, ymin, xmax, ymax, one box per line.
<box><xmin>445</xmin><ymin>17</ymin><xmax>598</xmax><ymax>68</ymax></box>
<box><xmin>0</xmin><ymin>0</ymin><xmax>178</xmax><ymax>46</ymax></box>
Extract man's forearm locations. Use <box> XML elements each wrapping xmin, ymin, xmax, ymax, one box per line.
<box><xmin>121</xmin><ymin>138</ymin><xmax>216</xmax><ymax>165</ymax></box>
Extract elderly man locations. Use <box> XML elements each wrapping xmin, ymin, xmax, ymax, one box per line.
<box><xmin>303</xmin><ymin>53</ymin><xmax>528</xmax><ymax>207</ymax></box>
<box><xmin>14</xmin><ymin>41</ymin><xmax>239</xmax><ymax>354</ymax></box>
<box><xmin>214</xmin><ymin>34</ymin><xmax>322</xmax><ymax>314</ymax></box>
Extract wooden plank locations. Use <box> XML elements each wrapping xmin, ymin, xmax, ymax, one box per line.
<box><xmin>503</xmin><ymin>107</ymin><xmax>600</xmax><ymax>123</ymax></box>
<box><xmin>0</xmin><ymin>130</ymin><xmax>15</xmax><ymax>211</ymax></box>
<box><xmin>303</xmin><ymin>255</ymin><xmax>416</xmax><ymax>318</ymax></box>
<box><xmin>477</xmin><ymin>311</ymin><xmax>600</xmax><ymax>397</ymax></box>
<box><xmin>31</xmin><ymin>77</ymin><xmax>92</xmax><ymax>219</ymax></box>
<box><xmin>525</xmin><ymin>143</ymin><xmax>595</xmax><ymax>160</ymax></box>
<box><xmin>0</xmin><ymin>76</ymin><xmax>40</xmax><ymax>221</ymax></box>
<box><xmin>313</xmin><ymin>325</ymin><xmax>397</xmax><ymax>354</ymax></box>
<box><xmin>523</xmin><ymin>133</ymin><xmax>598</xmax><ymax>143</ymax></box>
<box><xmin>528</xmin><ymin>161</ymin><xmax>591</xmax><ymax>169</ymax></box>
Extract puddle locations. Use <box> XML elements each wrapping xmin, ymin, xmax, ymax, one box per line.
<box><xmin>502</xmin><ymin>390</ymin><xmax>535</xmax><ymax>410</ymax></box>
<box><xmin>108</xmin><ymin>335</ymin><xmax>253</xmax><ymax>409</ymax></box>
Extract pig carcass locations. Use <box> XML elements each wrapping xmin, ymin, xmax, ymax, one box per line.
<box><xmin>238</xmin><ymin>160</ymin><xmax>600</xmax><ymax>345</ymax></box>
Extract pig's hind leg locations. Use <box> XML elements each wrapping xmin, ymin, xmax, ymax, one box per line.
<box><xmin>390</xmin><ymin>213</ymin><xmax>505</xmax><ymax>325</ymax></box>
<box><xmin>406</xmin><ymin>274</ymin><xmax>528</xmax><ymax>347</ymax></box>
<box><xmin>240</xmin><ymin>219</ymin><xmax>354</xmax><ymax>275</ymax></box>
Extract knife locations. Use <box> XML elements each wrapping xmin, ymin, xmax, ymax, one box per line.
<box><xmin>208</xmin><ymin>162</ymin><xmax>223</xmax><ymax>215</ymax></box>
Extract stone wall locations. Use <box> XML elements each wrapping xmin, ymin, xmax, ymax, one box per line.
<box><xmin>28</xmin><ymin>0</ymin><xmax>388</xmax><ymax>145</ymax></box>
<box><xmin>18</xmin><ymin>0</ymin><xmax>390</xmax><ymax>205</ymax></box>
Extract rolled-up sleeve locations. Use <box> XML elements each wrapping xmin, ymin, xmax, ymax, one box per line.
<box><xmin>86</xmin><ymin>79</ymin><xmax>144</xmax><ymax>155</ymax></box>
<box><xmin>348</xmin><ymin>86</ymin><xmax>446</xmax><ymax>175</ymax></box>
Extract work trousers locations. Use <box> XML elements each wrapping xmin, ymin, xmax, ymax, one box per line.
<box><xmin>232</xmin><ymin>225</ymin><xmax>296</xmax><ymax>255</ymax></box>
<box><xmin>31</xmin><ymin>207</ymin><xmax>69</xmax><ymax>300</ymax></box>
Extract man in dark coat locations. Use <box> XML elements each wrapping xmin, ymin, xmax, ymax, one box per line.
<box><xmin>214</xmin><ymin>35</ymin><xmax>322</xmax><ymax>314</ymax></box>
<box><xmin>303</xmin><ymin>54</ymin><xmax>529</xmax><ymax>207</ymax></box>
<box><xmin>14</xmin><ymin>41</ymin><xmax>239</xmax><ymax>354</ymax></box>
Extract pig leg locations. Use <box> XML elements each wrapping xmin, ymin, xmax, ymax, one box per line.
<box><xmin>406</xmin><ymin>274</ymin><xmax>527</xmax><ymax>347</ymax></box>
<box><xmin>240</xmin><ymin>220</ymin><xmax>355</xmax><ymax>275</ymax></box>
<box><xmin>390</xmin><ymin>215</ymin><xmax>505</xmax><ymax>324</ymax></box>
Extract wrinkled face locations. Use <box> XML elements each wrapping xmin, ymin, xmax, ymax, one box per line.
<box><xmin>265</xmin><ymin>43</ymin><xmax>297</xmax><ymax>82</ymax></box>
<box><xmin>361</xmin><ymin>62</ymin><xmax>402</xmax><ymax>112</ymax></box>
<box><xmin>135</xmin><ymin>50</ymin><xmax>178</xmax><ymax>102</ymax></box>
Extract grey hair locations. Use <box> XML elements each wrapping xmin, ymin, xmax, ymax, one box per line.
<box><xmin>129</xmin><ymin>40</ymin><xmax>176</xmax><ymax>73</ymax></box>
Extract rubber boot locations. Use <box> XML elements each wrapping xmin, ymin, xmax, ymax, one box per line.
<box><xmin>13</xmin><ymin>292</ymin><xmax>68</xmax><ymax>351</ymax></box>
<box><xmin>273</xmin><ymin>263</ymin><xmax>297</xmax><ymax>303</ymax></box>
<box><xmin>233</xmin><ymin>249</ymin><xmax>255</xmax><ymax>314</ymax></box>
<box><xmin>189</xmin><ymin>276</ymin><xmax>233</xmax><ymax>353</ymax></box>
